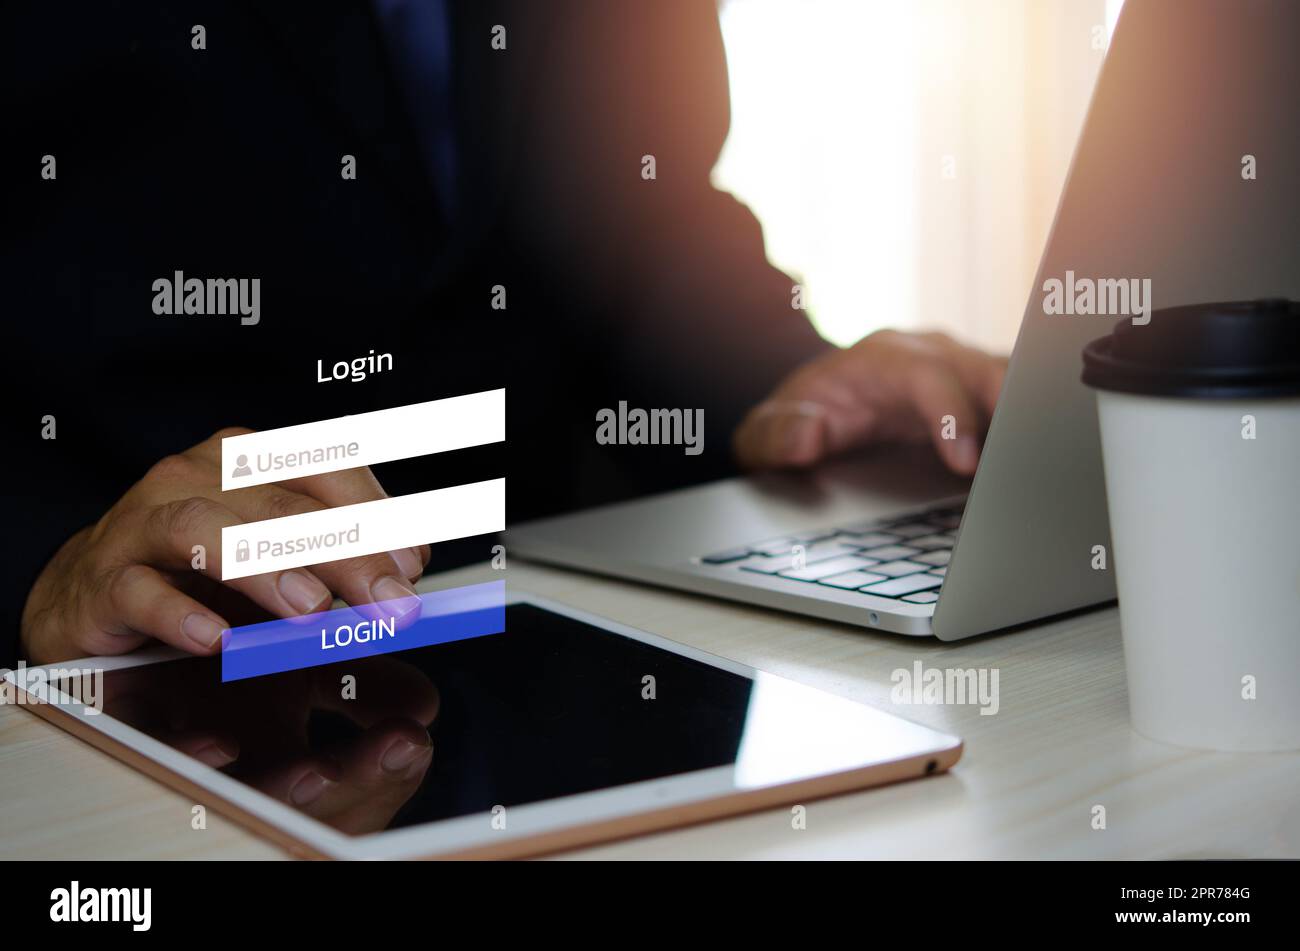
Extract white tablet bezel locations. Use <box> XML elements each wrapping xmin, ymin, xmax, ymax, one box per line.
<box><xmin>3</xmin><ymin>590</ymin><xmax>961</xmax><ymax>859</ymax></box>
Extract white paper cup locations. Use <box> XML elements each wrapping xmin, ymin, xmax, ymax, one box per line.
<box><xmin>1084</xmin><ymin>300</ymin><xmax>1300</xmax><ymax>751</ymax></box>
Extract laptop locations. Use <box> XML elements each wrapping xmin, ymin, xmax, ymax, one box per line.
<box><xmin>509</xmin><ymin>0</ymin><xmax>1300</xmax><ymax>640</ymax></box>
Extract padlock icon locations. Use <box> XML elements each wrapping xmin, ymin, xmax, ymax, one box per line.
<box><xmin>236</xmin><ymin>539</ymin><xmax>249</xmax><ymax>563</ymax></box>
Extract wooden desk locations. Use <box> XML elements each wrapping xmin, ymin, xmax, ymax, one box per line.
<box><xmin>3</xmin><ymin>560</ymin><xmax>1297</xmax><ymax>859</ymax></box>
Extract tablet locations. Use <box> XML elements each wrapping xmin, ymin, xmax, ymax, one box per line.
<box><xmin>5</xmin><ymin>591</ymin><xmax>961</xmax><ymax>859</ymax></box>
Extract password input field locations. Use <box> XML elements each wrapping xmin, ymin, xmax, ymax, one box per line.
<box><xmin>220</xmin><ymin>478</ymin><xmax>505</xmax><ymax>580</ymax></box>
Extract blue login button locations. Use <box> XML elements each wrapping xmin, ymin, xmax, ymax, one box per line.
<box><xmin>220</xmin><ymin>580</ymin><xmax>506</xmax><ymax>682</ymax></box>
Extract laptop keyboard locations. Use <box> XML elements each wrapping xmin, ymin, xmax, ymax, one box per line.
<box><xmin>697</xmin><ymin>502</ymin><xmax>964</xmax><ymax>605</ymax></box>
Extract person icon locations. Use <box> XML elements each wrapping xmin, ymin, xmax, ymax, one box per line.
<box><xmin>232</xmin><ymin>454</ymin><xmax>252</xmax><ymax>478</ymax></box>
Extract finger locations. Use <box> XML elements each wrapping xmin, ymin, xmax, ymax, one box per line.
<box><xmin>315</xmin><ymin>555</ymin><xmax>424</xmax><ymax>626</ymax></box>
<box><xmin>166</xmin><ymin>731</ymin><xmax>240</xmax><ymax>769</ymax></box>
<box><xmin>94</xmin><ymin>563</ymin><xmax>232</xmax><ymax>655</ymax></box>
<box><xmin>128</xmin><ymin>496</ymin><xmax>334</xmax><ymax>620</ymax></box>
<box><xmin>334</xmin><ymin>719</ymin><xmax>433</xmax><ymax>790</ymax></box>
<box><xmin>932</xmin><ymin>337</ymin><xmax>1009</xmax><ymax>419</ymax></box>
<box><xmin>905</xmin><ymin>363</ymin><xmax>982</xmax><ymax>475</ymax></box>
<box><xmin>280</xmin><ymin>468</ymin><xmax>429</xmax><ymax>582</ymax></box>
<box><xmin>309</xmin><ymin>720</ymin><xmax>433</xmax><ymax>832</ymax></box>
<box><xmin>242</xmin><ymin>758</ymin><xmax>342</xmax><ymax>809</ymax></box>
<box><xmin>311</xmin><ymin>657</ymin><xmax>441</xmax><ymax>727</ymax></box>
<box><xmin>734</xmin><ymin>399</ymin><xmax>830</xmax><ymax>469</ymax></box>
<box><xmin>223</xmin><ymin>485</ymin><xmax>420</xmax><ymax>614</ymax></box>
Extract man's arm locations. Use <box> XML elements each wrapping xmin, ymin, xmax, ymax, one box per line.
<box><xmin>505</xmin><ymin>0</ymin><xmax>1004</xmax><ymax>479</ymax></box>
<box><xmin>506</xmin><ymin>0</ymin><xmax>831</xmax><ymax>443</ymax></box>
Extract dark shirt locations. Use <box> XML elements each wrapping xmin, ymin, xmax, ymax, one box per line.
<box><xmin>370</xmin><ymin>0</ymin><xmax>459</xmax><ymax>218</ymax></box>
<box><xmin>1</xmin><ymin>0</ymin><xmax>829</xmax><ymax>667</ymax></box>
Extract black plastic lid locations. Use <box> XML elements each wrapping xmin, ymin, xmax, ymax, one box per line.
<box><xmin>1081</xmin><ymin>299</ymin><xmax>1300</xmax><ymax>398</ymax></box>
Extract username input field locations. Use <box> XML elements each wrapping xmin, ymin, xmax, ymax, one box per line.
<box><xmin>220</xmin><ymin>388</ymin><xmax>505</xmax><ymax>491</ymax></box>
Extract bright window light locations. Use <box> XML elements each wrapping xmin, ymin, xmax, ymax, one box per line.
<box><xmin>712</xmin><ymin>0</ymin><xmax>919</xmax><ymax>347</ymax></box>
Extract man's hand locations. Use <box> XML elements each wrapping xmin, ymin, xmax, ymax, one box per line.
<box><xmin>734</xmin><ymin>329</ymin><xmax>1008</xmax><ymax>475</ymax></box>
<box><xmin>20</xmin><ymin>428</ymin><xmax>430</xmax><ymax>665</ymax></box>
<box><xmin>101</xmin><ymin>655</ymin><xmax>440</xmax><ymax>835</ymax></box>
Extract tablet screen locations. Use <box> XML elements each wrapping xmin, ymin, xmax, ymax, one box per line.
<box><xmin>68</xmin><ymin>604</ymin><xmax>753</xmax><ymax>836</ymax></box>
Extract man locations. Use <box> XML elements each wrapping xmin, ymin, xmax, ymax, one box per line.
<box><xmin>5</xmin><ymin>1</ymin><xmax>1004</xmax><ymax>667</ymax></box>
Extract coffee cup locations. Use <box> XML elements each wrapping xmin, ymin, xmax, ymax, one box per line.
<box><xmin>1082</xmin><ymin>299</ymin><xmax>1300</xmax><ymax>751</ymax></box>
